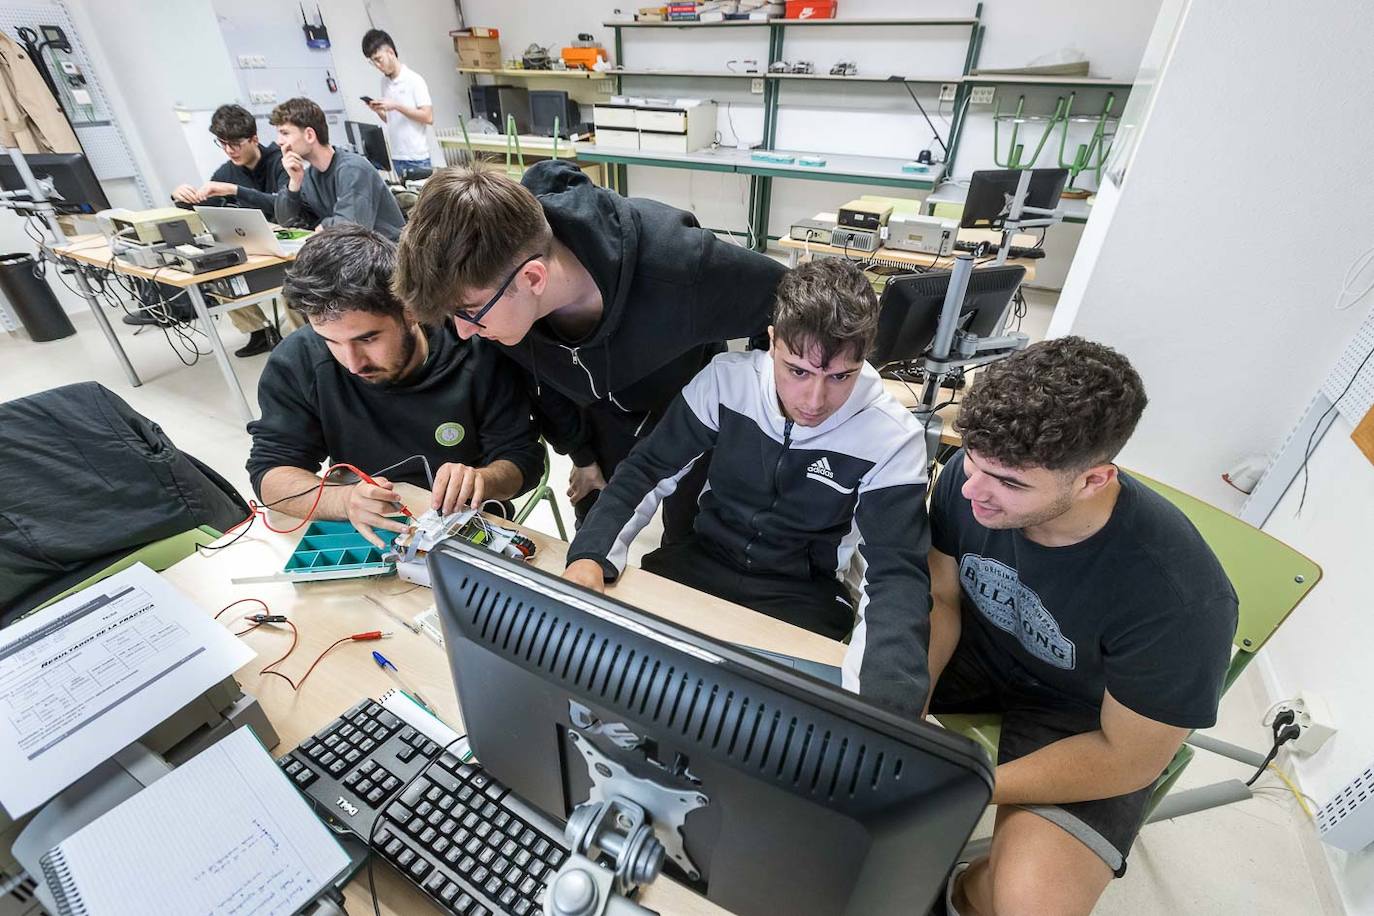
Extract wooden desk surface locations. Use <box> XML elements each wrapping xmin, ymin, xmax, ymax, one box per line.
<box><xmin>52</xmin><ymin>234</ymin><xmax>292</xmax><ymax>288</ymax></box>
<box><xmin>780</xmin><ymin>227</ymin><xmax>1039</xmax><ymax>282</ymax></box>
<box><xmin>882</xmin><ymin>376</ymin><xmax>963</xmax><ymax>447</ymax></box>
<box><xmin>161</xmin><ymin>485</ymin><xmax>842</xmax><ymax>915</ymax></box>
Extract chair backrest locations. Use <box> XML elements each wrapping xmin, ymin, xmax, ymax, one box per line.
<box><xmin>1130</xmin><ymin>472</ymin><xmax>1321</xmax><ymax>661</ymax></box>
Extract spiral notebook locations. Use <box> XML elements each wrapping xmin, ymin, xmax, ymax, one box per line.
<box><xmin>38</xmin><ymin>726</ymin><xmax>350</xmax><ymax>916</ymax></box>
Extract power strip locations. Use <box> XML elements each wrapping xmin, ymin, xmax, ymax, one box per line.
<box><xmin>1317</xmin><ymin>759</ymin><xmax>1374</xmax><ymax>852</ymax></box>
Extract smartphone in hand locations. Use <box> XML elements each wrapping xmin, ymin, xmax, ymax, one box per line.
<box><xmin>360</xmin><ymin>95</ymin><xmax>374</xmax><ymax>104</ymax></box>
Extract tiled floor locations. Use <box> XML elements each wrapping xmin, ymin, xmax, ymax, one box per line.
<box><xmin>0</xmin><ymin>292</ymin><xmax>1342</xmax><ymax>914</ymax></box>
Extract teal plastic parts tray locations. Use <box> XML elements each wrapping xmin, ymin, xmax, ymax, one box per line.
<box><xmin>282</xmin><ymin>520</ymin><xmax>399</xmax><ymax>580</ymax></box>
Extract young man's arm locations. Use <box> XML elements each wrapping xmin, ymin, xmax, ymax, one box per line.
<box><xmin>923</xmin><ymin>547</ymin><xmax>963</xmax><ymax>716</ymax></box>
<box><xmin>318</xmin><ymin>158</ymin><xmax>384</xmax><ymax>230</ymax></box>
<box><xmin>564</xmin><ymin>362</ymin><xmax>722</xmax><ymax>589</ymax></box>
<box><xmin>990</xmin><ymin>691</ymin><xmax>1189</xmax><ymax>805</ymax></box>
<box><xmin>692</xmin><ymin>233</ymin><xmax>787</xmax><ymax>348</ymax></box>
<box><xmin>246</xmin><ymin>349</ymin><xmax>408</xmax><ymax>548</ymax></box>
<box><xmin>431</xmin><ymin>345</ymin><xmax>548</xmax><ymax>514</ymax></box>
<box><xmin>841</xmin><ymin>430</ymin><xmax>933</xmax><ymax>719</ymax></box>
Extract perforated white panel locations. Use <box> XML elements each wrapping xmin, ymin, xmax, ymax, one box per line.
<box><xmin>1320</xmin><ymin>307</ymin><xmax>1374</xmax><ymax>425</ymax></box>
<box><xmin>72</xmin><ymin>123</ymin><xmax>135</xmax><ymax>180</ymax></box>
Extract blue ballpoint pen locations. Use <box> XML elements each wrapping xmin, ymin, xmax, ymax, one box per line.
<box><xmin>371</xmin><ymin>650</ymin><xmax>432</xmax><ymax>711</ymax></box>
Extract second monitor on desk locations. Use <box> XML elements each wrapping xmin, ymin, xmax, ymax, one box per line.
<box><xmin>431</xmin><ymin>540</ymin><xmax>993</xmax><ymax>916</ymax></box>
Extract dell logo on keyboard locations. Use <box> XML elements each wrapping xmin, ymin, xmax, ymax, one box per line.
<box><xmin>336</xmin><ymin>797</ymin><xmax>359</xmax><ymax>816</ymax></box>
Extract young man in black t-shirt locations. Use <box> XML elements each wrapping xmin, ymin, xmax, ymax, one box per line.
<box><xmin>246</xmin><ymin>226</ymin><xmax>544</xmax><ymax>548</ymax></box>
<box><xmin>929</xmin><ymin>338</ymin><xmax>1237</xmax><ymax>916</ymax></box>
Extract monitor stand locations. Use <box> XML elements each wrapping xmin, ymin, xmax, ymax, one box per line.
<box><xmin>545</xmin><ymin>727</ymin><xmax>709</xmax><ymax>916</ymax></box>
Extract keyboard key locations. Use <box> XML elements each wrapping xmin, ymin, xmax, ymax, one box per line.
<box><xmin>402</xmin><ymin>782</ymin><xmax>430</xmax><ymax>808</ymax></box>
<box><xmin>474</xmin><ymin>822</ymin><xmax>493</xmax><ymax>839</ymax></box>
<box><xmin>514</xmin><ymin>850</ymin><xmax>532</xmax><ymax>868</ymax></box>
<box><xmin>440</xmin><ymin>752</ymin><xmax>462</xmax><ymax>771</ymax></box>
<box><xmin>546</xmin><ymin>846</ymin><xmax>565</xmax><ymax>865</ymax></box>
<box><xmin>464</xmin><ymin>836</ymin><xmax>483</xmax><ymax>855</ymax></box>
<box><xmin>397</xmin><ymin>744</ymin><xmax>418</xmax><ymax>763</ymax></box>
<box><xmin>514</xmin><ymin>899</ymin><xmax>533</xmax><ymax>916</ymax></box>
<box><xmin>454</xmin><ymin>893</ymin><xmax>476</xmax><ymax>914</ymax></box>
<box><xmin>420</xmin><ymin>739</ymin><xmax>440</xmax><ymax>756</ymax></box>
<box><xmin>398</xmin><ymin>726</ymin><xmax>417</xmax><ymax>744</ymax></box>
<box><xmin>396</xmin><ymin>847</ymin><xmax>416</xmax><ymax>868</ymax></box>
<box><xmin>424</xmin><ymin>871</ymin><xmax>447</xmax><ymax>895</ymax></box>
<box><xmin>462</xmin><ymin>812</ymin><xmax>480</xmax><ymax>830</ymax></box>
<box><xmin>427</xmin><ymin>808</ymin><xmax>445</xmax><ymax>827</ymax></box>
<box><xmin>384</xmin><ymin>838</ymin><xmax>404</xmax><ymax>858</ymax></box>
<box><xmin>439</xmin><ymin>881</ymin><xmax>460</xmax><ymax>904</ymax></box>
<box><xmin>468</xmin><ymin>771</ymin><xmax>489</xmax><ymax>791</ymax></box>
<box><xmin>366</xmin><ymin>786</ymin><xmax>386</xmax><ymax>806</ymax></box>
<box><xmin>416</xmin><ymin>801</ymin><xmax>434</xmax><ymax>819</ymax></box>
<box><xmin>293</xmin><ymin>768</ymin><xmax>317</xmax><ymax>787</ymax></box>
<box><xmin>344</xmin><ymin>748</ymin><xmax>362</xmax><ymax>764</ymax></box>
<box><xmin>457</xmin><ymin>785</ymin><xmax>475</xmax><ymax>804</ymax></box>
<box><xmin>386</xmin><ymin>802</ymin><xmax>411</xmax><ymax>823</ymax></box>
<box><xmin>359</xmin><ymin>737</ymin><xmax>378</xmax><ymax>754</ymax></box>
<box><xmin>471</xmin><ymin>865</ymin><xmax>490</xmax><ymax>885</ymax></box>
<box><xmin>493</xmin><ymin>811</ymin><xmax>511</xmax><ymax>830</ymax></box>
<box><xmin>376</xmin><ymin>710</ymin><xmax>401</xmax><ymax>730</ymax></box>
<box><xmin>481</xmin><ymin>802</ymin><xmax>499</xmax><ymax>820</ymax></box>
<box><xmin>358</xmin><ymin>758</ymin><xmax>377</xmax><ymax>775</ymax></box>
<box><xmin>408</xmin><ymin>816</ymin><xmax>426</xmax><ymax>834</ymax></box>
<box><xmin>532</xmin><ymin>839</ymin><xmax>550</xmax><ymax>857</ymax></box>
<box><xmin>433</xmin><ymin>837</ymin><xmax>450</xmax><ymax>855</ymax></box>
<box><xmin>328</xmin><ymin>758</ymin><xmax>348</xmax><ymax>777</ymax></box>
<box><xmin>483</xmin><ymin>781</ymin><xmax>506</xmax><ymax>802</ymax></box>
<box><xmin>473</xmin><ymin>906</ymin><xmax>491</xmax><ymax>916</ymax></box>
<box><xmin>438</xmin><ymin>795</ymin><xmax>456</xmax><ymax>812</ymax></box>
<box><xmin>443</xmin><ymin>845</ymin><xmax>463</xmax><ymax>866</ymax></box>
<box><xmin>519</xmin><ymin>875</ymin><xmax>538</xmax><ymax>896</ymax></box>
<box><xmin>382</xmin><ymin>775</ymin><xmax>402</xmax><ymax>793</ymax></box>
<box><xmin>501</xmin><ymin>839</ymin><xmax>519</xmax><ymax>858</ymax></box>
<box><xmin>374</xmin><ymin>826</ymin><xmax>393</xmax><ymax>845</ymax></box>
<box><xmin>528</xmin><ymin>859</ymin><xmax>546</xmax><ymax>880</ymax></box>
<box><xmin>365</xmin><ymin>701</ymin><xmax>383</xmax><ymax>717</ymax></box>
<box><xmin>457</xmin><ymin>854</ymin><xmax>477</xmax><ymax>875</ymax></box>
<box><xmin>491</xmin><ymin>856</ymin><xmax>511</xmax><ymax>877</ymax></box>
<box><xmin>499</xmin><ymin>886</ymin><xmax>518</xmax><ymax>908</ymax></box>
<box><xmin>352</xmin><ymin>776</ymin><xmax>372</xmax><ymax>794</ymax></box>
<box><xmin>483</xmin><ymin>874</ymin><xmax>501</xmax><ymax>897</ymax></box>
<box><xmin>457</xmin><ymin>763</ymin><xmax>477</xmax><ymax>779</ymax></box>
<box><xmin>323</xmin><ymin>733</ymin><xmax>341</xmax><ymax>749</ymax></box>
<box><xmin>282</xmin><ymin>759</ymin><xmax>302</xmax><ymax>776</ymax></box>
<box><xmin>408</xmin><ymin>856</ymin><xmax>431</xmax><ymax>880</ymax></box>
<box><xmin>442</xmin><ymin>818</ymin><xmax>459</xmax><ymax>835</ymax></box>
<box><xmin>420</xmin><ymin>827</ymin><xmax>437</xmax><ymax>846</ymax></box>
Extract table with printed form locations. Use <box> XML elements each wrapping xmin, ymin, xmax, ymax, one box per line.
<box><xmin>164</xmin><ymin>484</ymin><xmax>849</xmax><ymax>915</ymax></box>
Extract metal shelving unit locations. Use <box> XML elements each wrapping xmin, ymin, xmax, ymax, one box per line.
<box><xmin>602</xmin><ymin>10</ymin><xmax>987</xmax><ymax>250</ymax></box>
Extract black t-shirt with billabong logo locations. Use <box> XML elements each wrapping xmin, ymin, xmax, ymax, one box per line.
<box><xmin>930</xmin><ymin>450</ymin><xmax>1238</xmax><ymax>729</ymax></box>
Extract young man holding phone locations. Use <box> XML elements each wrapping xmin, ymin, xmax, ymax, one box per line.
<box><xmin>361</xmin><ymin>29</ymin><xmax>434</xmax><ymax>175</ymax></box>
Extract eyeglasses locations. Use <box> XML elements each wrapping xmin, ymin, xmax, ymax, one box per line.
<box><xmin>453</xmin><ymin>254</ymin><xmax>541</xmax><ymax>329</ymax></box>
<box><xmin>213</xmin><ymin>137</ymin><xmax>254</xmax><ymax>152</ymax></box>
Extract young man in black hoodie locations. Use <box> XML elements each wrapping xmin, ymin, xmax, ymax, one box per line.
<box><xmin>246</xmin><ymin>226</ymin><xmax>544</xmax><ymax>547</ymax></box>
<box><xmin>170</xmin><ymin>103</ymin><xmax>297</xmax><ymax>356</ymax></box>
<box><xmin>393</xmin><ymin>161</ymin><xmax>786</xmax><ymax>540</ymax></box>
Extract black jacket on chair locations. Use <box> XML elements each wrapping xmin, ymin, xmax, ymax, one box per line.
<box><xmin>0</xmin><ymin>383</ymin><xmax>248</xmax><ymax>624</ymax></box>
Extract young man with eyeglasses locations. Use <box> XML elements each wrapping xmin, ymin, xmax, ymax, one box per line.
<box><xmin>247</xmin><ymin>226</ymin><xmax>544</xmax><ymax>547</ymax></box>
<box><xmin>393</xmin><ymin>162</ymin><xmax>786</xmax><ymax>541</ymax></box>
<box><xmin>169</xmin><ymin>103</ymin><xmax>301</xmax><ymax>356</ymax></box>
<box><xmin>361</xmin><ymin>29</ymin><xmax>433</xmax><ymax>176</ymax></box>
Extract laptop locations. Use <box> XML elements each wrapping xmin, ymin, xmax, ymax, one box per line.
<box><xmin>195</xmin><ymin>206</ymin><xmax>309</xmax><ymax>257</ymax></box>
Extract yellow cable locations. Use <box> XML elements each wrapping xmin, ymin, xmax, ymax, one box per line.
<box><xmin>1267</xmin><ymin>763</ymin><xmax>1315</xmax><ymax>820</ymax></box>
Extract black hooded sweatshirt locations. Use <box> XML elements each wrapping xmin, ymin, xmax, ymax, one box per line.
<box><xmin>507</xmin><ymin>160</ymin><xmax>786</xmax><ymax>468</ymax></box>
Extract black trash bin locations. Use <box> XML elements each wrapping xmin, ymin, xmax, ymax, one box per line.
<box><xmin>0</xmin><ymin>252</ymin><xmax>75</xmax><ymax>342</ymax></box>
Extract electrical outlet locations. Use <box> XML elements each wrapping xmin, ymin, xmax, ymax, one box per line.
<box><xmin>253</xmin><ymin>55</ymin><xmax>267</xmax><ymax>68</ymax></box>
<box><xmin>263</xmin><ymin>89</ymin><xmax>276</xmax><ymax>103</ymax></box>
<box><xmin>750</xmin><ymin>78</ymin><xmax>764</xmax><ymax>94</ymax></box>
<box><xmin>237</xmin><ymin>54</ymin><xmax>253</xmax><ymax>69</ymax></box>
<box><xmin>970</xmin><ymin>86</ymin><xmax>996</xmax><ymax>105</ymax></box>
<box><xmin>939</xmin><ymin>82</ymin><xmax>957</xmax><ymax>102</ymax></box>
<box><xmin>1271</xmin><ymin>691</ymin><xmax>1338</xmax><ymax>755</ymax></box>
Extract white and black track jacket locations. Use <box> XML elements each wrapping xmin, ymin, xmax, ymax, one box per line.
<box><xmin>567</xmin><ymin>350</ymin><xmax>933</xmax><ymax>717</ymax></box>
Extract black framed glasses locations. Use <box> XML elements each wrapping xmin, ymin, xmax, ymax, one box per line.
<box><xmin>213</xmin><ymin>137</ymin><xmax>254</xmax><ymax>153</ymax></box>
<box><xmin>453</xmin><ymin>253</ymin><xmax>540</xmax><ymax>329</ymax></box>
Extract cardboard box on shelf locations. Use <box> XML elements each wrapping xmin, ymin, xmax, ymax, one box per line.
<box><xmin>452</xmin><ymin>31</ymin><xmax>502</xmax><ymax>69</ymax></box>
<box><xmin>785</xmin><ymin>0</ymin><xmax>837</xmax><ymax>19</ymax></box>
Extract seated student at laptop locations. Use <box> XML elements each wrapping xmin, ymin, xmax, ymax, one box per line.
<box><xmin>269</xmin><ymin>97</ymin><xmax>405</xmax><ymax>242</ymax></box>
<box><xmin>168</xmin><ymin>103</ymin><xmax>298</xmax><ymax>356</ymax></box>
<box><xmin>926</xmin><ymin>338</ymin><xmax>1237</xmax><ymax>916</ymax></box>
<box><xmin>561</xmin><ymin>259</ymin><xmax>933</xmax><ymax>718</ymax></box>
<box><xmin>246</xmin><ymin>226</ymin><xmax>544</xmax><ymax>547</ymax></box>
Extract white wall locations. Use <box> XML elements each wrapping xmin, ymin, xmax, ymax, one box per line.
<box><xmin>1259</xmin><ymin>415</ymin><xmax>1374</xmax><ymax>913</ymax></box>
<box><xmin>1048</xmin><ymin>0</ymin><xmax>1374</xmax><ymax>510</ymax></box>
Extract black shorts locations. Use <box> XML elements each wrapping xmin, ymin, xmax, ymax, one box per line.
<box><xmin>929</xmin><ymin>637</ymin><xmax>1153</xmax><ymax>877</ymax></box>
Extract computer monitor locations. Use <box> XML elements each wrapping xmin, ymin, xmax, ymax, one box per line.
<box><xmin>960</xmin><ymin>168</ymin><xmax>1068</xmax><ymax>230</ymax></box>
<box><xmin>431</xmin><ymin>540</ymin><xmax>992</xmax><ymax>916</ymax></box>
<box><xmin>469</xmin><ymin>84</ymin><xmax>531</xmax><ymax>133</ymax></box>
<box><xmin>345</xmin><ymin>120</ymin><xmax>391</xmax><ymax>172</ymax></box>
<box><xmin>869</xmin><ymin>265</ymin><xmax>1026</xmax><ymax>367</ymax></box>
<box><xmin>0</xmin><ymin>152</ymin><xmax>109</xmax><ymax>214</ymax></box>
<box><xmin>529</xmin><ymin>90</ymin><xmax>585</xmax><ymax>138</ymax></box>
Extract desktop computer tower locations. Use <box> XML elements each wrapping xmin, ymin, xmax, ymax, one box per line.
<box><xmin>529</xmin><ymin>90</ymin><xmax>587</xmax><ymax>138</ymax></box>
<box><xmin>468</xmin><ymin>84</ymin><xmax>531</xmax><ymax>133</ymax></box>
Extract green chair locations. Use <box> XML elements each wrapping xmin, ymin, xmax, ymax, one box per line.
<box><xmin>30</xmin><ymin>526</ymin><xmax>221</xmax><ymax>615</ymax></box>
<box><xmin>514</xmin><ymin>444</ymin><xmax>568</xmax><ymax>541</ymax></box>
<box><xmin>936</xmin><ymin>470</ymin><xmax>1322</xmax><ymax>821</ymax></box>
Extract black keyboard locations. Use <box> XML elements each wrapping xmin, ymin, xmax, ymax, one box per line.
<box><xmin>953</xmin><ymin>240</ymin><xmax>1046</xmax><ymax>259</ymax></box>
<box><xmin>277</xmin><ymin>699</ymin><xmax>570</xmax><ymax>915</ymax></box>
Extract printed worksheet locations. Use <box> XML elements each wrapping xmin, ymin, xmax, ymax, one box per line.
<box><xmin>0</xmin><ymin>564</ymin><xmax>253</xmax><ymax>817</ymax></box>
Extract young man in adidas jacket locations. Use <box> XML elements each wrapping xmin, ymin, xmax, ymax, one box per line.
<box><xmin>564</xmin><ymin>260</ymin><xmax>932</xmax><ymax>717</ymax></box>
